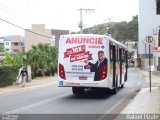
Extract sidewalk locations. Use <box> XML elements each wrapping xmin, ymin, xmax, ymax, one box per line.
<box><xmin>121</xmin><ymin>68</ymin><xmax>160</xmax><ymax>114</ymax></box>
<box><xmin>121</xmin><ymin>87</ymin><xmax>160</xmax><ymax>114</ymax></box>
<box><xmin>0</xmin><ymin>76</ymin><xmax>58</xmax><ymax>96</ymax></box>
<box><xmin>135</xmin><ymin>68</ymin><xmax>160</xmax><ymax>87</ymax></box>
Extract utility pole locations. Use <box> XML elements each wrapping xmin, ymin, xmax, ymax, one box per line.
<box><xmin>146</xmin><ymin>36</ymin><xmax>153</xmax><ymax>92</ymax></box>
<box><xmin>77</xmin><ymin>8</ymin><xmax>94</xmax><ymax>33</ymax></box>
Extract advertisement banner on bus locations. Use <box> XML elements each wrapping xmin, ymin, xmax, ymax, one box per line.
<box><xmin>58</xmin><ymin>35</ymin><xmax>109</xmax><ymax>82</ymax></box>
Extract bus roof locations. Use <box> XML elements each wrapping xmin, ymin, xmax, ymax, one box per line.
<box><xmin>107</xmin><ymin>36</ymin><xmax>127</xmax><ymax>49</ymax></box>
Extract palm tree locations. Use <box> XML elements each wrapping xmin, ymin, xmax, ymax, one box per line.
<box><xmin>26</xmin><ymin>43</ymin><xmax>58</xmax><ymax>78</ymax></box>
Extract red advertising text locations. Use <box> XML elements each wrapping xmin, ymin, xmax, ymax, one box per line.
<box><xmin>64</xmin><ymin>45</ymin><xmax>93</xmax><ymax>62</ymax></box>
<box><xmin>66</xmin><ymin>37</ymin><xmax>103</xmax><ymax>44</ymax></box>
<box><xmin>64</xmin><ymin>45</ymin><xmax>86</xmax><ymax>58</ymax></box>
<box><xmin>70</xmin><ymin>51</ymin><xmax>92</xmax><ymax>62</ymax></box>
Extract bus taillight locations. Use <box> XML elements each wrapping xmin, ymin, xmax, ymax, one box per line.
<box><xmin>59</xmin><ymin>64</ymin><xmax>66</xmax><ymax>80</ymax></box>
<box><xmin>100</xmin><ymin>65</ymin><xmax>108</xmax><ymax>80</ymax></box>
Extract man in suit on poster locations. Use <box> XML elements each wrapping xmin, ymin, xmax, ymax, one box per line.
<box><xmin>84</xmin><ymin>51</ymin><xmax>108</xmax><ymax>81</ymax></box>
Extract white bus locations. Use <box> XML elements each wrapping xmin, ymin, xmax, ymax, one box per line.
<box><xmin>58</xmin><ymin>34</ymin><xmax>128</xmax><ymax>94</ymax></box>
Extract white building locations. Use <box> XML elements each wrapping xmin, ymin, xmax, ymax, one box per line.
<box><xmin>0</xmin><ymin>38</ymin><xmax>4</xmax><ymax>53</ymax></box>
<box><xmin>126</xmin><ymin>42</ymin><xmax>138</xmax><ymax>59</ymax></box>
<box><xmin>125</xmin><ymin>41</ymin><xmax>138</xmax><ymax>67</ymax></box>
<box><xmin>0</xmin><ymin>38</ymin><xmax>4</xmax><ymax>43</ymax></box>
<box><xmin>25</xmin><ymin>24</ymin><xmax>52</xmax><ymax>52</ymax></box>
<box><xmin>153</xmin><ymin>30</ymin><xmax>160</xmax><ymax>70</ymax></box>
<box><xmin>139</xmin><ymin>0</ymin><xmax>160</xmax><ymax>69</ymax></box>
<box><xmin>4</xmin><ymin>39</ymin><xmax>11</xmax><ymax>53</ymax></box>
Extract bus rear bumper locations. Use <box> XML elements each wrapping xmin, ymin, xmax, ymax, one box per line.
<box><xmin>58</xmin><ymin>80</ymin><xmax>109</xmax><ymax>88</ymax></box>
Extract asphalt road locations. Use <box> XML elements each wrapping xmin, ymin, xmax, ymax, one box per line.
<box><xmin>0</xmin><ymin>68</ymin><xmax>147</xmax><ymax>120</ymax></box>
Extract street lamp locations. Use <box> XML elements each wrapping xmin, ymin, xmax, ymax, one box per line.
<box><xmin>106</xmin><ymin>27</ymin><xmax>111</xmax><ymax>37</ymax></box>
<box><xmin>105</xmin><ymin>17</ymin><xmax>113</xmax><ymax>36</ymax></box>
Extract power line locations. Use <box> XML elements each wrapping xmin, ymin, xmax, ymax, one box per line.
<box><xmin>0</xmin><ymin>17</ymin><xmax>54</xmax><ymax>39</ymax></box>
<box><xmin>0</xmin><ymin>3</ymin><xmax>48</xmax><ymax>32</ymax></box>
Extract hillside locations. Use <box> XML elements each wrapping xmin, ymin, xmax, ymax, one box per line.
<box><xmin>83</xmin><ymin>15</ymin><xmax>138</xmax><ymax>43</ymax></box>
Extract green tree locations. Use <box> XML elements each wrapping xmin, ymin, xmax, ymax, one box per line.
<box><xmin>110</xmin><ymin>21</ymin><xmax>128</xmax><ymax>41</ymax></box>
<box><xmin>13</xmin><ymin>52</ymin><xmax>23</xmax><ymax>65</ymax></box>
<box><xmin>3</xmin><ymin>52</ymin><xmax>23</xmax><ymax>65</ymax></box>
<box><xmin>0</xmin><ymin>43</ymin><xmax>4</xmax><ymax>52</ymax></box>
<box><xmin>83</xmin><ymin>15</ymin><xmax>138</xmax><ymax>42</ymax></box>
<box><xmin>125</xmin><ymin>15</ymin><xmax>138</xmax><ymax>41</ymax></box>
<box><xmin>4</xmin><ymin>52</ymin><xmax>14</xmax><ymax>65</ymax></box>
<box><xmin>26</xmin><ymin>43</ymin><xmax>58</xmax><ymax>77</ymax></box>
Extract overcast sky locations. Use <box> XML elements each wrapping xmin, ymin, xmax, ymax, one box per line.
<box><xmin>0</xmin><ymin>0</ymin><xmax>138</xmax><ymax>36</ymax></box>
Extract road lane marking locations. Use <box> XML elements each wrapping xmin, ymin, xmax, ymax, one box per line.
<box><xmin>0</xmin><ymin>81</ymin><xmax>57</xmax><ymax>97</ymax></box>
<box><xmin>4</xmin><ymin>92</ymin><xmax>70</xmax><ymax>114</ymax></box>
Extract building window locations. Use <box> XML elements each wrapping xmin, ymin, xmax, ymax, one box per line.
<box><xmin>0</xmin><ymin>43</ymin><xmax>4</xmax><ymax>52</ymax></box>
<box><xmin>51</xmin><ymin>35</ymin><xmax>55</xmax><ymax>46</ymax></box>
<box><xmin>156</xmin><ymin>0</ymin><xmax>160</xmax><ymax>15</ymax></box>
<box><xmin>5</xmin><ymin>49</ymin><xmax>9</xmax><ymax>51</ymax></box>
<box><xmin>22</xmin><ymin>48</ymin><xmax>25</xmax><ymax>53</ymax></box>
<box><xmin>14</xmin><ymin>42</ymin><xmax>19</xmax><ymax>46</ymax></box>
<box><xmin>13</xmin><ymin>49</ymin><xmax>19</xmax><ymax>52</ymax></box>
<box><xmin>21</xmin><ymin>42</ymin><xmax>24</xmax><ymax>46</ymax></box>
<box><xmin>5</xmin><ymin>42</ymin><xmax>9</xmax><ymax>46</ymax></box>
<box><xmin>158</xmin><ymin>29</ymin><xmax>160</xmax><ymax>46</ymax></box>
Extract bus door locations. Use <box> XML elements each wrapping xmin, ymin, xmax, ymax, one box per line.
<box><xmin>116</xmin><ymin>46</ymin><xmax>120</xmax><ymax>86</ymax></box>
<box><xmin>119</xmin><ymin>48</ymin><xmax>125</xmax><ymax>85</ymax></box>
<box><xmin>125</xmin><ymin>50</ymin><xmax>128</xmax><ymax>81</ymax></box>
<box><xmin>119</xmin><ymin>48</ymin><xmax>122</xmax><ymax>85</ymax></box>
<box><xmin>110</xmin><ymin>45</ymin><xmax>116</xmax><ymax>88</ymax></box>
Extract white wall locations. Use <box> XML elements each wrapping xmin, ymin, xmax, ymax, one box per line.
<box><xmin>139</xmin><ymin>0</ymin><xmax>160</xmax><ymax>54</ymax></box>
<box><xmin>25</xmin><ymin>24</ymin><xmax>52</xmax><ymax>52</ymax></box>
<box><xmin>0</xmin><ymin>38</ymin><xmax>4</xmax><ymax>43</ymax></box>
<box><xmin>4</xmin><ymin>41</ymin><xmax>11</xmax><ymax>52</ymax></box>
<box><xmin>51</xmin><ymin>35</ymin><xmax>55</xmax><ymax>46</ymax></box>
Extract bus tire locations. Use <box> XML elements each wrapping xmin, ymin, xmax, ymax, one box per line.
<box><xmin>124</xmin><ymin>72</ymin><xmax>127</xmax><ymax>82</ymax></box>
<box><xmin>72</xmin><ymin>87</ymin><xmax>85</xmax><ymax>94</ymax></box>
<box><xmin>120</xmin><ymin>84</ymin><xmax>124</xmax><ymax>88</ymax></box>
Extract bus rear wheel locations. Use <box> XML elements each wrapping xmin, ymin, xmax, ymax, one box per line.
<box><xmin>120</xmin><ymin>84</ymin><xmax>124</xmax><ymax>88</ymax></box>
<box><xmin>112</xmin><ymin>86</ymin><xmax>117</xmax><ymax>95</ymax></box>
<box><xmin>72</xmin><ymin>87</ymin><xmax>85</xmax><ymax>94</ymax></box>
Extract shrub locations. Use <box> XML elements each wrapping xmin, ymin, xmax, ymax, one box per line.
<box><xmin>0</xmin><ymin>65</ymin><xmax>20</xmax><ymax>87</ymax></box>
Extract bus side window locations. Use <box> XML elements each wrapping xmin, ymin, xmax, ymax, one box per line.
<box><xmin>117</xmin><ymin>46</ymin><xmax>119</xmax><ymax>62</ymax></box>
<box><xmin>122</xmin><ymin>49</ymin><xmax>125</xmax><ymax>62</ymax></box>
<box><xmin>110</xmin><ymin>45</ymin><xmax>117</xmax><ymax>63</ymax></box>
<box><xmin>126</xmin><ymin>50</ymin><xmax>128</xmax><ymax>67</ymax></box>
<box><xmin>124</xmin><ymin>50</ymin><xmax>128</xmax><ymax>68</ymax></box>
<box><xmin>119</xmin><ymin>48</ymin><xmax>122</xmax><ymax>62</ymax></box>
<box><xmin>110</xmin><ymin>45</ymin><xmax>113</xmax><ymax>62</ymax></box>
